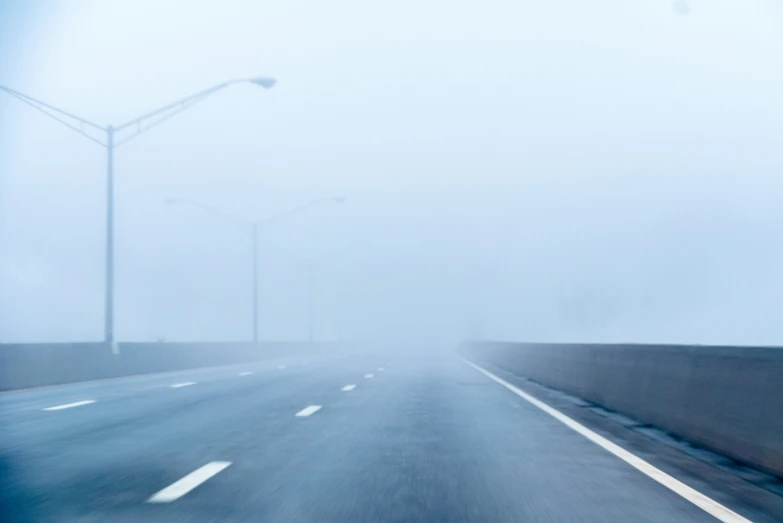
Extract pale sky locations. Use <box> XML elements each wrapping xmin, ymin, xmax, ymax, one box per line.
<box><xmin>1</xmin><ymin>0</ymin><xmax>782</xmax><ymax>344</ymax></box>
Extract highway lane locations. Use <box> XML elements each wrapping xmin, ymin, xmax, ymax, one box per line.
<box><xmin>1</xmin><ymin>350</ymin><xmax>778</xmax><ymax>522</ymax></box>
<box><xmin>0</xmin><ymin>353</ymin><xmax>328</xmax><ymax>417</ymax></box>
<box><xmin>1</xmin><ymin>352</ymin><xmax>372</xmax><ymax>522</ymax></box>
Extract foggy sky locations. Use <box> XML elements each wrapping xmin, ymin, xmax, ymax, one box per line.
<box><xmin>2</xmin><ymin>0</ymin><xmax>782</xmax><ymax>344</ymax></box>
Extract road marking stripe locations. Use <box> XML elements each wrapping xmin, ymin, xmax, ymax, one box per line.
<box><xmin>238</xmin><ymin>372</ymin><xmax>253</xmax><ymax>376</ymax></box>
<box><xmin>295</xmin><ymin>405</ymin><xmax>322</xmax><ymax>417</ymax></box>
<box><xmin>342</xmin><ymin>384</ymin><xmax>356</xmax><ymax>391</ymax></box>
<box><xmin>364</xmin><ymin>373</ymin><xmax>374</xmax><ymax>379</ymax></box>
<box><xmin>43</xmin><ymin>400</ymin><xmax>95</xmax><ymax>411</ymax></box>
<box><xmin>170</xmin><ymin>382</ymin><xmax>195</xmax><ymax>388</ymax></box>
<box><xmin>147</xmin><ymin>461</ymin><xmax>231</xmax><ymax>503</ymax></box>
<box><xmin>460</xmin><ymin>358</ymin><xmax>753</xmax><ymax>523</ymax></box>
<box><xmin>378</xmin><ymin>367</ymin><xmax>385</xmax><ymax>371</ymax></box>
<box><xmin>277</xmin><ymin>365</ymin><xmax>286</xmax><ymax>369</ymax></box>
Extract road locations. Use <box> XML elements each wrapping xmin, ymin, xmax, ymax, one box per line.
<box><xmin>1</xmin><ymin>349</ymin><xmax>780</xmax><ymax>522</ymax></box>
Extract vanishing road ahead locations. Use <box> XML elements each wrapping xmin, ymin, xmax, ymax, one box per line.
<box><xmin>1</xmin><ymin>350</ymin><xmax>781</xmax><ymax>522</ymax></box>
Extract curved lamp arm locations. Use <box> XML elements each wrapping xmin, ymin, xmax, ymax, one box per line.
<box><xmin>113</xmin><ymin>77</ymin><xmax>276</xmax><ymax>146</ymax></box>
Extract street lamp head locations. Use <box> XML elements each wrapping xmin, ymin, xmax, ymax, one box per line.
<box><xmin>248</xmin><ymin>77</ymin><xmax>277</xmax><ymax>89</ymax></box>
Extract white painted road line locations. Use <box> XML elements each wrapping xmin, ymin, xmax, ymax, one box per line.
<box><xmin>147</xmin><ymin>461</ymin><xmax>232</xmax><ymax>503</ymax></box>
<box><xmin>460</xmin><ymin>358</ymin><xmax>753</xmax><ymax>523</ymax></box>
<box><xmin>364</xmin><ymin>373</ymin><xmax>374</xmax><ymax>379</ymax></box>
<box><xmin>43</xmin><ymin>400</ymin><xmax>95</xmax><ymax>411</ymax></box>
<box><xmin>295</xmin><ymin>405</ymin><xmax>322</xmax><ymax>417</ymax></box>
<box><xmin>238</xmin><ymin>372</ymin><xmax>253</xmax><ymax>376</ymax></box>
<box><xmin>170</xmin><ymin>382</ymin><xmax>196</xmax><ymax>388</ymax></box>
<box><xmin>277</xmin><ymin>365</ymin><xmax>286</xmax><ymax>370</ymax></box>
<box><xmin>378</xmin><ymin>367</ymin><xmax>385</xmax><ymax>372</ymax></box>
<box><xmin>342</xmin><ymin>385</ymin><xmax>357</xmax><ymax>391</ymax></box>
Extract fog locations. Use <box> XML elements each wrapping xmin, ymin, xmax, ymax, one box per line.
<box><xmin>1</xmin><ymin>0</ymin><xmax>782</xmax><ymax>345</ymax></box>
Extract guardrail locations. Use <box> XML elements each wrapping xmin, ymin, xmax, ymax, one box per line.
<box><xmin>0</xmin><ymin>342</ymin><xmax>350</xmax><ymax>391</ymax></box>
<box><xmin>460</xmin><ymin>342</ymin><xmax>783</xmax><ymax>478</ymax></box>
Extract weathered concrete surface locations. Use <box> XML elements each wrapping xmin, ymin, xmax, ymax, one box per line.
<box><xmin>0</xmin><ymin>342</ymin><xmax>350</xmax><ymax>391</ymax></box>
<box><xmin>461</xmin><ymin>342</ymin><xmax>783</xmax><ymax>478</ymax></box>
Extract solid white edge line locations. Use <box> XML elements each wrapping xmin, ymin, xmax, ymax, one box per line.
<box><xmin>147</xmin><ymin>461</ymin><xmax>232</xmax><ymax>503</ymax></box>
<box><xmin>238</xmin><ymin>372</ymin><xmax>253</xmax><ymax>376</ymax></box>
<box><xmin>277</xmin><ymin>365</ymin><xmax>287</xmax><ymax>369</ymax></box>
<box><xmin>43</xmin><ymin>400</ymin><xmax>95</xmax><ymax>411</ymax></box>
<box><xmin>170</xmin><ymin>382</ymin><xmax>196</xmax><ymax>388</ymax></box>
<box><xmin>295</xmin><ymin>405</ymin><xmax>322</xmax><ymax>417</ymax></box>
<box><xmin>364</xmin><ymin>373</ymin><xmax>374</xmax><ymax>378</ymax></box>
<box><xmin>459</xmin><ymin>357</ymin><xmax>753</xmax><ymax>523</ymax></box>
<box><xmin>342</xmin><ymin>384</ymin><xmax>357</xmax><ymax>391</ymax></box>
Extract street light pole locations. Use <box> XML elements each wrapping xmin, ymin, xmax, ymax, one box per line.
<box><xmin>307</xmin><ymin>260</ymin><xmax>315</xmax><ymax>343</ymax></box>
<box><xmin>165</xmin><ymin>196</ymin><xmax>345</xmax><ymax>342</ymax></box>
<box><xmin>1</xmin><ymin>78</ymin><xmax>275</xmax><ymax>343</ymax></box>
<box><xmin>105</xmin><ymin>126</ymin><xmax>116</xmax><ymax>342</ymax></box>
<box><xmin>252</xmin><ymin>222</ymin><xmax>259</xmax><ymax>343</ymax></box>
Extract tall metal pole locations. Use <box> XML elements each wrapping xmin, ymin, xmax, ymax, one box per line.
<box><xmin>2</xmin><ymin>79</ymin><xmax>275</xmax><ymax>344</ymax></box>
<box><xmin>164</xmin><ymin>196</ymin><xmax>340</xmax><ymax>343</ymax></box>
<box><xmin>252</xmin><ymin>223</ymin><xmax>259</xmax><ymax>343</ymax></box>
<box><xmin>104</xmin><ymin>126</ymin><xmax>115</xmax><ymax>343</ymax></box>
<box><xmin>307</xmin><ymin>261</ymin><xmax>315</xmax><ymax>343</ymax></box>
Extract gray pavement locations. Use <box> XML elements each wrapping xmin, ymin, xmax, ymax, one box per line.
<box><xmin>1</xmin><ymin>350</ymin><xmax>779</xmax><ymax>522</ymax></box>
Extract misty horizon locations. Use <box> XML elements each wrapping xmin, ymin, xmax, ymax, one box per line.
<box><xmin>2</xmin><ymin>0</ymin><xmax>782</xmax><ymax>345</ymax></box>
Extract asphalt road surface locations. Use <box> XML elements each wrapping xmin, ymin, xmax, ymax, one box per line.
<box><xmin>1</xmin><ymin>350</ymin><xmax>780</xmax><ymax>522</ymax></box>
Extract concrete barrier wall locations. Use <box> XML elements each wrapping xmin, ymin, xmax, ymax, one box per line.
<box><xmin>461</xmin><ymin>342</ymin><xmax>783</xmax><ymax>478</ymax></box>
<box><xmin>0</xmin><ymin>342</ymin><xmax>347</xmax><ymax>391</ymax></box>
<box><xmin>0</xmin><ymin>343</ymin><xmax>121</xmax><ymax>390</ymax></box>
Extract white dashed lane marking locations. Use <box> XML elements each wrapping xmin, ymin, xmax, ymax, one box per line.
<box><xmin>364</xmin><ymin>374</ymin><xmax>374</xmax><ymax>379</ymax></box>
<box><xmin>238</xmin><ymin>372</ymin><xmax>253</xmax><ymax>376</ymax></box>
<box><xmin>147</xmin><ymin>461</ymin><xmax>232</xmax><ymax>503</ymax></box>
<box><xmin>378</xmin><ymin>367</ymin><xmax>385</xmax><ymax>372</ymax></box>
<box><xmin>170</xmin><ymin>382</ymin><xmax>196</xmax><ymax>388</ymax></box>
<box><xmin>295</xmin><ymin>405</ymin><xmax>322</xmax><ymax>417</ymax></box>
<box><xmin>43</xmin><ymin>400</ymin><xmax>95</xmax><ymax>411</ymax></box>
<box><xmin>342</xmin><ymin>385</ymin><xmax>356</xmax><ymax>391</ymax></box>
<box><xmin>277</xmin><ymin>365</ymin><xmax>286</xmax><ymax>370</ymax></box>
